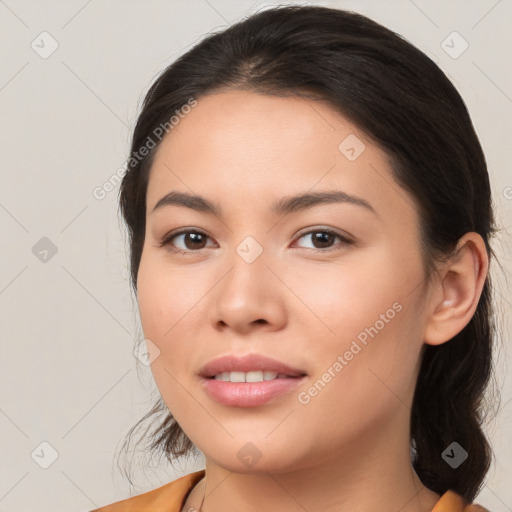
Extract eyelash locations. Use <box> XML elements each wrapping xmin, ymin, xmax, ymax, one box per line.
<box><xmin>158</xmin><ymin>228</ymin><xmax>355</xmax><ymax>255</ymax></box>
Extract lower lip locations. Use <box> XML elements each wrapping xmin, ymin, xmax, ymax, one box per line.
<box><xmin>201</xmin><ymin>376</ymin><xmax>307</xmax><ymax>407</ymax></box>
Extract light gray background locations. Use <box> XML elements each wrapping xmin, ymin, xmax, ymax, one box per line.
<box><xmin>0</xmin><ymin>1</ymin><xmax>511</xmax><ymax>511</ymax></box>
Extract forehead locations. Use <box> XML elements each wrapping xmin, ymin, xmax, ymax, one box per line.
<box><xmin>151</xmin><ymin>90</ymin><xmax>369</xmax><ymax>175</ymax></box>
<box><xmin>146</xmin><ymin>90</ymin><xmax>417</xmax><ymax>228</ymax></box>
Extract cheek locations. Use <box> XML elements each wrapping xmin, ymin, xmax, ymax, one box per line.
<box><xmin>136</xmin><ymin>254</ymin><xmax>207</xmax><ymax>407</ymax></box>
<box><xmin>295</xmin><ymin>307</ymin><xmax>422</xmax><ymax>447</ymax></box>
<box><xmin>137</xmin><ymin>253</ymin><xmax>205</xmax><ymax>338</ymax></box>
<box><xmin>295</xmin><ymin>252</ymin><xmax>424</xmax><ymax>405</ymax></box>
<box><xmin>288</xmin><ymin>250</ymin><xmax>408</xmax><ymax>342</ymax></box>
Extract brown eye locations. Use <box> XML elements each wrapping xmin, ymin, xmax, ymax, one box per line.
<box><xmin>160</xmin><ymin>227</ymin><xmax>354</xmax><ymax>255</ymax></box>
<box><xmin>160</xmin><ymin>229</ymin><xmax>214</xmax><ymax>253</ymax></box>
<box><xmin>311</xmin><ymin>231</ymin><xmax>336</xmax><ymax>249</ymax></box>
<box><xmin>294</xmin><ymin>229</ymin><xmax>354</xmax><ymax>251</ymax></box>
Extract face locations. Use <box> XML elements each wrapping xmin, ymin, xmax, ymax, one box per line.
<box><xmin>136</xmin><ymin>90</ymin><xmax>431</xmax><ymax>473</ymax></box>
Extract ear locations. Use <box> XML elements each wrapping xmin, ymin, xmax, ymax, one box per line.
<box><xmin>423</xmin><ymin>232</ymin><xmax>489</xmax><ymax>346</ymax></box>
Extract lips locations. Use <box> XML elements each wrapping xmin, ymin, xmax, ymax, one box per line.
<box><xmin>199</xmin><ymin>353</ymin><xmax>307</xmax><ymax>379</ymax></box>
<box><xmin>199</xmin><ymin>354</ymin><xmax>308</xmax><ymax>407</ymax></box>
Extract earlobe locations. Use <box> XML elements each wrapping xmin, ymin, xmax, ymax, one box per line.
<box><xmin>423</xmin><ymin>233</ymin><xmax>488</xmax><ymax>347</ymax></box>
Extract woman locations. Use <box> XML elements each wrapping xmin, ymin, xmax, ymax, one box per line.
<box><xmin>91</xmin><ymin>5</ymin><xmax>499</xmax><ymax>512</ymax></box>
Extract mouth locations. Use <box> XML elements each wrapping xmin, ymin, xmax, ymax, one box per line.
<box><xmin>199</xmin><ymin>353</ymin><xmax>307</xmax><ymax>379</ymax></box>
<box><xmin>198</xmin><ymin>353</ymin><xmax>308</xmax><ymax>407</ymax></box>
<box><xmin>206</xmin><ymin>371</ymin><xmax>306</xmax><ymax>382</ymax></box>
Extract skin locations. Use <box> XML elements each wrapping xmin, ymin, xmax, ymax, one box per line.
<box><xmin>136</xmin><ymin>90</ymin><xmax>489</xmax><ymax>512</ymax></box>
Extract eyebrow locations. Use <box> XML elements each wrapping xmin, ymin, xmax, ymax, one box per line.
<box><xmin>151</xmin><ymin>190</ymin><xmax>378</xmax><ymax>217</ymax></box>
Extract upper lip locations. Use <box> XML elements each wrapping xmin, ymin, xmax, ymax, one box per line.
<box><xmin>199</xmin><ymin>353</ymin><xmax>307</xmax><ymax>378</ymax></box>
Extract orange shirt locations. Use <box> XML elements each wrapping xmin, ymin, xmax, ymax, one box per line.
<box><xmin>89</xmin><ymin>470</ymin><xmax>490</xmax><ymax>512</ymax></box>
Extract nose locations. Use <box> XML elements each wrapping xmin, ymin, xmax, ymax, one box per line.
<box><xmin>208</xmin><ymin>243</ymin><xmax>287</xmax><ymax>334</ymax></box>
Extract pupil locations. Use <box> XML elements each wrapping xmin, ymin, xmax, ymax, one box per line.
<box><xmin>187</xmin><ymin>232</ymin><xmax>205</xmax><ymax>249</ymax></box>
<box><xmin>314</xmin><ymin>232</ymin><xmax>332</xmax><ymax>248</ymax></box>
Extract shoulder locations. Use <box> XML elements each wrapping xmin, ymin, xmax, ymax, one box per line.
<box><xmin>88</xmin><ymin>470</ymin><xmax>205</xmax><ymax>512</ymax></box>
<box><xmin>432</xmin><ymin>490</ymin><xmax>491</xmax><ymax>512</ymax></box>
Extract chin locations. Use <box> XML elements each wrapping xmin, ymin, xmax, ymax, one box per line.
<box><xmin>201</xmin><ymin>442</ymin><xmax>308</xmax><ymax>475</ymax></box>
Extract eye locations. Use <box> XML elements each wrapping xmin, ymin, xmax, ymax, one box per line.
<box><xmin>293</xmin><ymin>228</ymin><xmax>354</xmax><ymax>252</ymax></box>
<box><xmin>159</xmin><ymin>227</ymin><xmax>354</xmax><ymax>255</ymax></box>
<box><xmin>159</xmin><ymin>229</ymin><xmax>215</xmax><ymax>254</ymax></box>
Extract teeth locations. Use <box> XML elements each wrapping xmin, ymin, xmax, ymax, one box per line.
<box><xmin>213</xmin><ymin>371</ymin><xmax>288</xmax><ymax>382</ymax></box>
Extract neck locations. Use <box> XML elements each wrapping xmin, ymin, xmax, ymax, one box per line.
<box><xmin>183</xmin><ymin>419</ymin><xmax>440</xmax><ymax>512</ymax></box>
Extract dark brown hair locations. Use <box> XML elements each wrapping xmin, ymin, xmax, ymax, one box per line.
<box><xmin>115</xmin><ymin>5</ymin><xmax>502</xmax><ymax>501</ymax></box>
